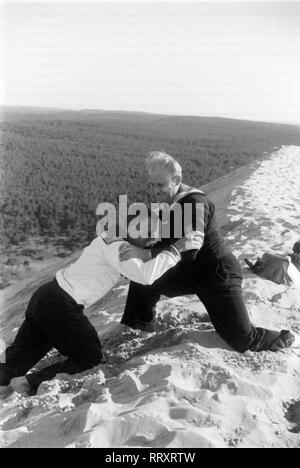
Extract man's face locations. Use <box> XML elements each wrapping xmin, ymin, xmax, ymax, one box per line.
<box><xmin>148</xmin><ymin>168</ymin><xmax>181</xmax><ymax>204</ymax></box>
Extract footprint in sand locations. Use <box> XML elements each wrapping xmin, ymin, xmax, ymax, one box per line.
<box><xmin>169</xmin><ymin>406</ymin><xmax>217</xmax><ymax>429</ymax></box>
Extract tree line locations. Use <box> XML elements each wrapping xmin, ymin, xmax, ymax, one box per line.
<box><xmin>1</xmin><ymin>109</ymin><xmax>300</xmax><ymax>249</ymax></box>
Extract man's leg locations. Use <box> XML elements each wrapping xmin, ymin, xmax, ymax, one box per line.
<box><xmin>196</xmin><ymin>283</ymin><xmax>282</xmax><ymax>352</ymax></box>
<box><xmin>121</xmin><ymin>282</ymin><xmax>161</xmax><ymax>332</ymax></box>
<box><xmin>0</xmin><ymin>283</ymin><xmax>54</xmax><ymax>386</ymax></box>
<box><xmin>196</xmin><ymin>254</ymin><xmax>294</xmax><ymax>352</ymax></box>
<box><xmin>121</xmin><ymin>253</ymin><xmax>294</xmax><ymax>352</ymax></box>
<box><xmin>25</xmin><ymin>280</ymin><xmax>104</xmax><ymax>392</ymax></box>
<box><xmin>121</xmin><ymin>263</ymin><xmax>194</xmax><ymax>332</ymax></box>
<box><xmin>26</xmin><ymin>317</ymin><xmax>103</xmax><ymax>392</ymax></box>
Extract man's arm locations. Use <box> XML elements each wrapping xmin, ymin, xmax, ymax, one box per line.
<box><xmin>103</xmin><ymin>240</ymin><xmax>181</xmax><ymax>286</ymax></box>
<box><xmin>150</xmin><ymin>193</ymin><xmax>213</xmax><ymax>261</ymax></box>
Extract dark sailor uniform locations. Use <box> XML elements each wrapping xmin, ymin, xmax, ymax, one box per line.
<box><xmin>121</xmin><ymin>184</ymin><xmax>285</xmax><ymax>352</ymax></box>
<box><xmin>0</xmin><ymin>234</ymin><xmax>181</xmax><ymax>390</ymax></box>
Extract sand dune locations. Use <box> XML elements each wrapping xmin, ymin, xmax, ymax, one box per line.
<box><xmin>0</xmin><ymin>146</ymin><xmax>299</xmax><ymax>448</ymax></box>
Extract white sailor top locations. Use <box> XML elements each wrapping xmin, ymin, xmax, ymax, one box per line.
<box><xmin>56</xmin><ymin>233</ymin><xmax>180</xmax><ymax>307</ymax></box>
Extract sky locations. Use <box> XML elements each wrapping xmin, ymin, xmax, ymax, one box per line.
<box><xmin>0</xmin><ymin>0</ymin><xmax>300</xmax><ymax>124</ymax></box>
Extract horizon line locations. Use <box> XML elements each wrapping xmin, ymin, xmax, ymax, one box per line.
<box><xmin>1</xmin><ymin>104</ymin><xmax>300</xmax><ymax>128</ymax></box>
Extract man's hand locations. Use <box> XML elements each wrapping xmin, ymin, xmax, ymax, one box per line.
<box><xmin>174</xmin><ymin>231</ymin><xmax>204</xmax><ymax>252</ymax></box>
<box><xmin>119</xmin><ymin>243</ymin><xmax>152</xmax><ymax>262</ymax></box>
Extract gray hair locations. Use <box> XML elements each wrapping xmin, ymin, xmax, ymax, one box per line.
<box><xmin>145</xmin><ymin>151</ymin><xmax>182</xmax><ymax>177</ymax></box>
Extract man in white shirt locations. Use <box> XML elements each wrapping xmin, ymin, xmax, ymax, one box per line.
<box><xmin>0</xmin><ymin>231</ymin><xmax>194</xmax><ymax>394</ymax></box>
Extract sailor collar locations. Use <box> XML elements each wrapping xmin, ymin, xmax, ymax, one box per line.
<box><xmin>171</xmin><ymin>186</ymin><xmax>204</xmax><ymax>207</ymax></box>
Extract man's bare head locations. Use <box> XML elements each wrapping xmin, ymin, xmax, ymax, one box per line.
<box><xmin>146</xmin><ymin>151</ymin><xmax>182</xmax><ymax>204</ymax></box>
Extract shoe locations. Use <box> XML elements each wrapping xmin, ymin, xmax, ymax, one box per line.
<box><xmin>269</xmin><ymin>330</ymin><xmax>295</xmax><ymax>352</ymax></box>
<box><xmin>134</xmin><ymin>319</ymin><xmax>156</xmax><ymax>333</ymax></box>
<box><xmin>10</xmin><ymin>376</ymin><xmax>31</xmax><ymax>395</ymax></box>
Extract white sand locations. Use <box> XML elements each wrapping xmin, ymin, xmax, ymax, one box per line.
<box><xmin>0</xmin><ymin>146</ymin><xmax>299</xmax><ymax>448</ymax></box>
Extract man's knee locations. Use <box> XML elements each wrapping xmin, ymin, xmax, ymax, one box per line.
<box><xmin>80</xmin><ymin>355</ymin><xmax>103</xmax><ymax>372</ymax></box>
<box><xmin>81</xmin><ymin>342</ymin><xmax>104</xmax><ymax>368</ymax></box>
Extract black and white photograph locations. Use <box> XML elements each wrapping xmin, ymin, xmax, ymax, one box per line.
<box><xmin>0</xmin><ymin>0</ymin><xmax>300</xmax><ymax>450</ymax></box>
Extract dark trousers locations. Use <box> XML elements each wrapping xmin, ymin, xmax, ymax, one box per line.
<box><xmin>0</xmin><ymin>280</ymin><xmax>103</xmax><ymax>391</ymax></box>
<box><xmin>121</xmin><ymin>253</ymin><xmax>281</xmax><ymax>352</ymax></box>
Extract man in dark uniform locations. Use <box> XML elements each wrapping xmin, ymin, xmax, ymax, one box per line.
<box><xmin>119</xmin><ymin>151</ymin><xmax>295</xmax><ymax>352</ymax></box>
